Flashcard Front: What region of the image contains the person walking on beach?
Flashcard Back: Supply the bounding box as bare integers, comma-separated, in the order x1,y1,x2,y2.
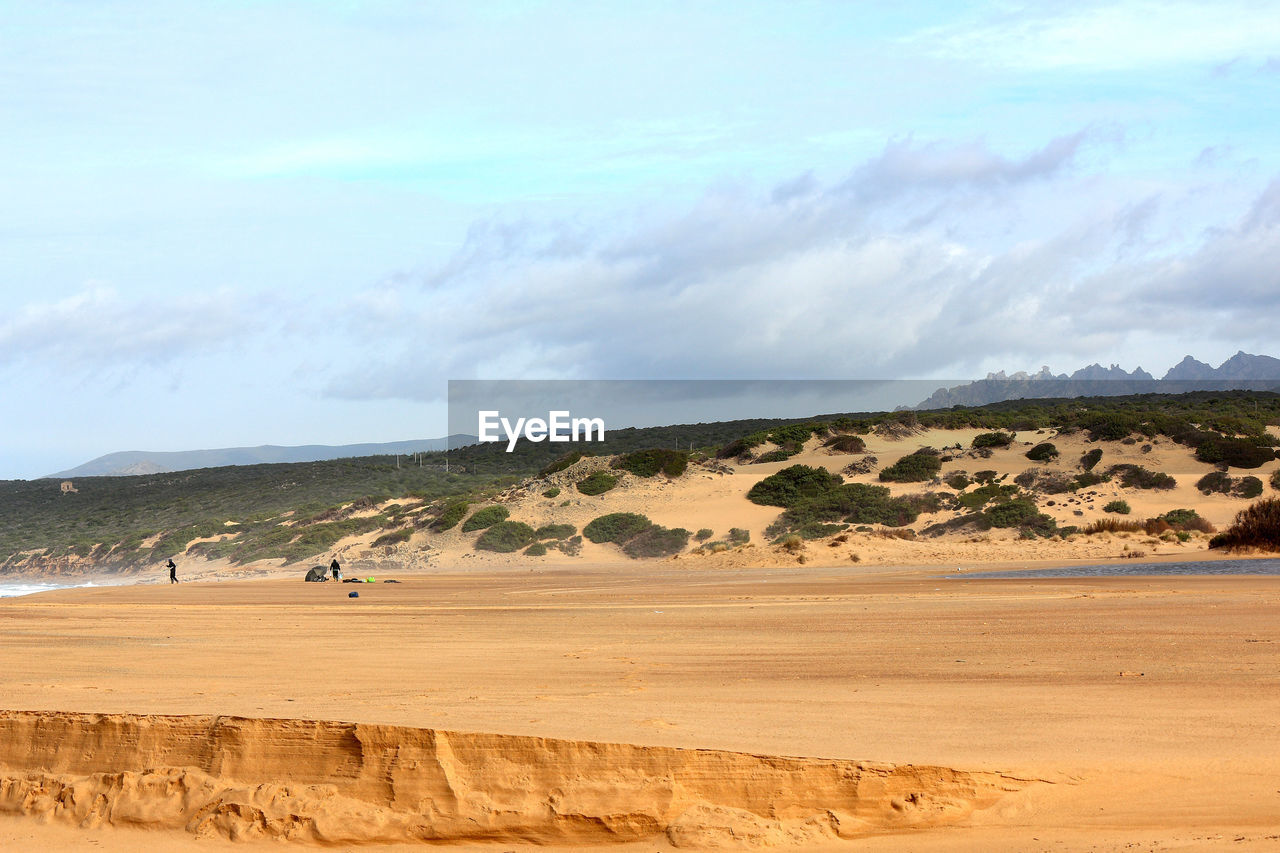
330,557,342,582
166,558,178,584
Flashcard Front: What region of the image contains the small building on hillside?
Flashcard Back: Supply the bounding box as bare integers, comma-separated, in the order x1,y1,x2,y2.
60,481,78,494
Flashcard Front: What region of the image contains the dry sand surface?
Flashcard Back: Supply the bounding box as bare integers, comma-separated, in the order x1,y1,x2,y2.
3,562,1279,851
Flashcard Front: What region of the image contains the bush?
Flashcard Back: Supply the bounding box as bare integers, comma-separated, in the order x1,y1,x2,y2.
622,525,690,558
1237,476,1264,499
956,483,1018,510
1194,436,1275,469
769,481,927,534
474,521,537,553
796,522,847,540
1026,442,1059,462
1108,465,1176,490
1210,498,1280,551
1103,500,1131,514
972,432,1015,449
984,499,1040,528
973,470,998,484
1085,412,1138,441
577,471,619,496
613,448,688,478
1083,518,1144,534
727,527,750,545
1198,471,1265,498
535,523,576,540
1273,470,1280,491
878,450,942,483
824,434,867,454
747,465,843,507
753,442,804,463
583,513,652,544
1156,509,1214,533
944,472,971,490
524,542,548,556
371,528,412,547
556,535,583,557
539,451,591,478
431,500,469,531
461,505,510,532
542,487,561,498
694,528,714,541
1017,470,1073,494
717,435,766,459
1073,472,1109,489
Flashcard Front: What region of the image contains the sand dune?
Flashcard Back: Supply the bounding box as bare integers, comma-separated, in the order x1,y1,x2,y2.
0,710,1026,847
395,426,1277,572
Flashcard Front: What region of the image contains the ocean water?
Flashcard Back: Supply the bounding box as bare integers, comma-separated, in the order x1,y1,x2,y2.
953,557,1280,580
0,581,100,598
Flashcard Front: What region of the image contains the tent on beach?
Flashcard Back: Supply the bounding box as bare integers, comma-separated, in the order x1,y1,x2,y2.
303,565,328,582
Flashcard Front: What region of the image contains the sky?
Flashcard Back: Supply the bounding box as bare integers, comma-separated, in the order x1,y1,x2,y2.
2,0,1279,478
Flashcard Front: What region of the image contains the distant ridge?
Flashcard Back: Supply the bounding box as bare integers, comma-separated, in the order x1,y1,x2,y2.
46,435,477,479
915,351,1280,410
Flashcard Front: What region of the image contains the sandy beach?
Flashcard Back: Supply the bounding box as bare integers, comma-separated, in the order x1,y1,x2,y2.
2,559,1278,850
4,427,1280,849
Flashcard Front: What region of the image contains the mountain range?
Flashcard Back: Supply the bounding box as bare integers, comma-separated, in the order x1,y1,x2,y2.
47,436,476,479
915,351,1280,410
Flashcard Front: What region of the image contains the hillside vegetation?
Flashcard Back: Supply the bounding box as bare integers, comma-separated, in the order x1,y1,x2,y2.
4,389,1279,573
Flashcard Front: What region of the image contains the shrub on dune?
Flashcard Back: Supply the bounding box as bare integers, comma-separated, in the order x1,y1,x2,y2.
1025,442,1059,462
972,432,1015,449
613,448,688,478
535,523,576,540
1194,436,1276,469
621,525,690,558
461,505,509,532
747,465,843,507
431,500,469,531
583,513,653,544
1210,498,1280,551
576,472,618,496
878,449,942,483
824,434,867,454
474,521,537,553
539,451,591,478
1108,464,1176,490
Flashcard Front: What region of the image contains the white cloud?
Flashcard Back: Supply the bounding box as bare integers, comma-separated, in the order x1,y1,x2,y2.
913,1,1280,71
321,132,1280,398
0,284,267,370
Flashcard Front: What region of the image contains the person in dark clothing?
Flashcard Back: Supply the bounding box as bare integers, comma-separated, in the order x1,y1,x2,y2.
166,558,178,584
330,558,342,582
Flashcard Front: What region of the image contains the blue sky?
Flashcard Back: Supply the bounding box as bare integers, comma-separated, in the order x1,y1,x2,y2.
2,0,1279,477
